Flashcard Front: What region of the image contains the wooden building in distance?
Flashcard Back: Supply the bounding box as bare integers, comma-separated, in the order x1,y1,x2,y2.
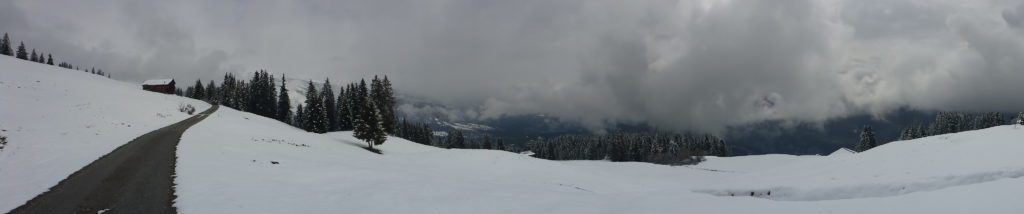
142,79,175,94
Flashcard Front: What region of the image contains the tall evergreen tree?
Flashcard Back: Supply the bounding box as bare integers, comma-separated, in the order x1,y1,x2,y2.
337,86,353,130
277,74,292,123
193,79,205,100
303,80,328,133
247,71,263,115
352,80,368,124
46,54,53,65
245,70,277,118
29,49,38,62
856,126,877,152
295,104,305,129
353,93,387,150
15,41,26,59
349,83,361,128
322,78,338,131
0,33,11,56
238,81,250,111
205,80,216,101
220,73,240,109
14,41,26,59
380,76,396,133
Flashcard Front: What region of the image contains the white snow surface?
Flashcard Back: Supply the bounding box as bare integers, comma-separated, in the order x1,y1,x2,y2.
177,105,1024,213
0,56,210,212
4,55,1024,213
828,147,856,156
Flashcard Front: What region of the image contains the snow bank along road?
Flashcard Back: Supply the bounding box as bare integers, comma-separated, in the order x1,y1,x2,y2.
7,105,219,214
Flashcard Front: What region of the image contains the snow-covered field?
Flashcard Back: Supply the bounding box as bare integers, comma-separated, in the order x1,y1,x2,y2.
4,55,1024,213
0,57,210,212
177,105,1024,213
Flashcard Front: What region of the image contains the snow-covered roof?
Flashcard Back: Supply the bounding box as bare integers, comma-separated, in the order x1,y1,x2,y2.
142,79,174,85
829,147,857,156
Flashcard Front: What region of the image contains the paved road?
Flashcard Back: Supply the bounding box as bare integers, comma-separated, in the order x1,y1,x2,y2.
8,105,218,214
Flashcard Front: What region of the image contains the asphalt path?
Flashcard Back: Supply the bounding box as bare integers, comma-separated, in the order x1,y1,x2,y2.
8,105,218,214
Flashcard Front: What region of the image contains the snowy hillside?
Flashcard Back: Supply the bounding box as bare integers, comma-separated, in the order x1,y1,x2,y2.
3,54,1023,213
0,56,211,212
177,103,1024,213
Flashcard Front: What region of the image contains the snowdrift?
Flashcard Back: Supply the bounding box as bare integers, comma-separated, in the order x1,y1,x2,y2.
0,56,210,212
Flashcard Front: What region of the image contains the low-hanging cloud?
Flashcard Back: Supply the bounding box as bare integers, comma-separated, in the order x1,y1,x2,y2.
4,0,1024,133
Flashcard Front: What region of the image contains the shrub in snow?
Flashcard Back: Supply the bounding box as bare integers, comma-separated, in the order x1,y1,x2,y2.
179,104,196,115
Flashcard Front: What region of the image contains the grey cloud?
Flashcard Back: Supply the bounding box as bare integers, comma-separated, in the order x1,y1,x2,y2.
1004,3,1024,29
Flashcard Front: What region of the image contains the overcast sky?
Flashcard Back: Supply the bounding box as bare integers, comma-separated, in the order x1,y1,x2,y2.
3,0,1024,133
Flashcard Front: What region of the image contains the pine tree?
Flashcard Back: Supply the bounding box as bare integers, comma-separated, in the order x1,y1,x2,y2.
322,78,338,131
353,93,386,149
220,73,239,109
856,126,877,152
0,33,11,56
337,86,353,130
206,80,217,102
46,54,53,65
380,76,396,133
247,71,264,116
15,42,26,60
295,104,305,129
358,80,368,117
237,81,250,111
303,80,328,133
193,79,205,100
277,74,292,123
30,49,38,62
267,72,278,118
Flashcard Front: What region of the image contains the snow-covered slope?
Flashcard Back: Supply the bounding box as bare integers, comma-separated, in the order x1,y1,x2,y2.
177,103,1024,213
696,126,1024,201
0,56,210,212
4,54,1024,213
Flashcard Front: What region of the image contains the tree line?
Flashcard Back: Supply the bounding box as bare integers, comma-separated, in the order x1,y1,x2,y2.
856,111,1024,152
898,111,1019,141
383,123,729,166
432,130,511,151
1,32,111,78
524,132,729,165
179,71,433,150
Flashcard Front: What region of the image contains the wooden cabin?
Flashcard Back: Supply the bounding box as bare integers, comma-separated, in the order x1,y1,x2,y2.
142,79,176,94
